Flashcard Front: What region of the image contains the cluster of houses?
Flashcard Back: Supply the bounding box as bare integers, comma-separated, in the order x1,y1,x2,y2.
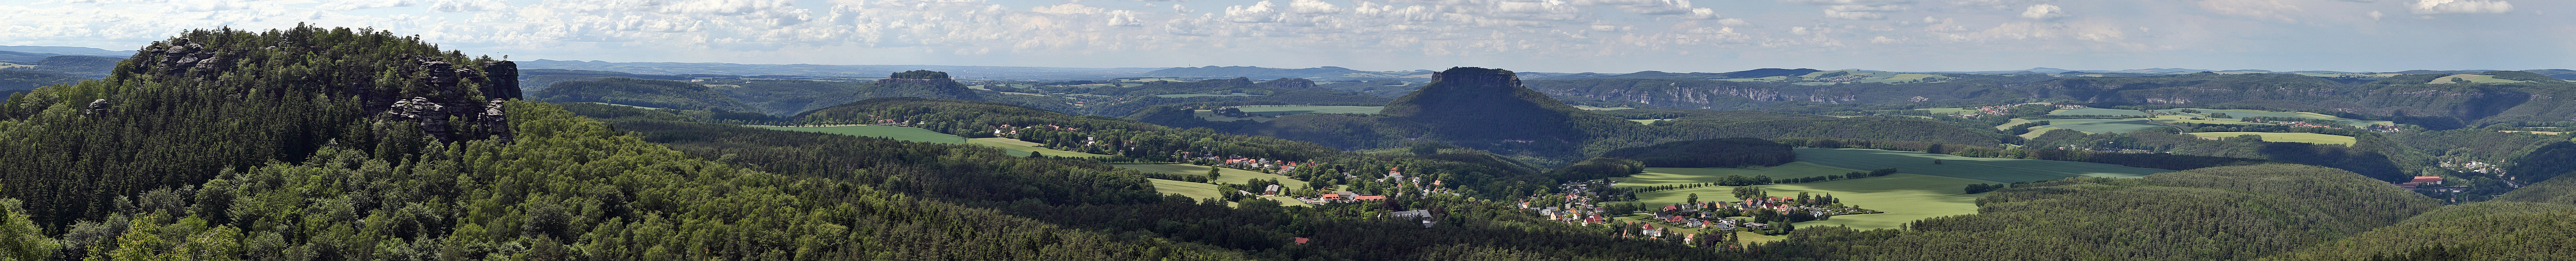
1313,191,1388,203
1178,153,1309,173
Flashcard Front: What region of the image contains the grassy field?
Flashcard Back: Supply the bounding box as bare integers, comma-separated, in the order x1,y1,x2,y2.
1917,108,1978,115
1230,105,1383,115
756,125,965,144
966,138,1112,158
2049,108,2151,116
2037,118,2167,134
2186,132,2358,145
1153,93,1265,98
1791,148,2169,182
1572,105,1635,111
1632,173,1998,230
1193,110,1273,123
1611,162,1865,187
2149,109,2392,126
1145,179,1310,207
1627,119,1668,125
1115,163,1311,189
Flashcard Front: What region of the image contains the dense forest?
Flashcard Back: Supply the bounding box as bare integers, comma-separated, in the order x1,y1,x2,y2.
9,25,2576,261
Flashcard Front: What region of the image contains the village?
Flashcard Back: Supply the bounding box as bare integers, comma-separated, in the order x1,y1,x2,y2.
1510,180,1883,242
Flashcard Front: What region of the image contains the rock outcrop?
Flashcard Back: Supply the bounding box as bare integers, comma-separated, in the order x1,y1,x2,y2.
865,70,983,101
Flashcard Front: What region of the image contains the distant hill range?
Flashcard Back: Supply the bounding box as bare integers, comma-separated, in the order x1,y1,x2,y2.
516,59,1157,80
1144,66,1435,80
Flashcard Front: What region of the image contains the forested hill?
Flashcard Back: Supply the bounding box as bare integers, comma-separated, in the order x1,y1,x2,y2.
1748,164,2440,260
1,26,521,227
0,26,1265,260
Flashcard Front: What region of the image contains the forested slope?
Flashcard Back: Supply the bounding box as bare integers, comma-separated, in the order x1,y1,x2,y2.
1747,164,2439,260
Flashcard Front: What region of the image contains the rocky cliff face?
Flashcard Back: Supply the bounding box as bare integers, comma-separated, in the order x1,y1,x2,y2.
1381,67,1585,141
866,70,983,101
130,39,521,143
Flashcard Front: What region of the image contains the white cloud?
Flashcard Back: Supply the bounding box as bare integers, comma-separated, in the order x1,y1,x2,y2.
2411,0,2511,14
430,0,507,13
1289,0,1343,14
1821,4,1906,20
2018,4,2065,20
1223,1,1281,22
320,0,417,10
1033,3,1104,14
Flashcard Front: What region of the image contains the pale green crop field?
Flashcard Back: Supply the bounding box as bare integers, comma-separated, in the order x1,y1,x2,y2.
2048,108,2152,116
1610,162,1866,187
1115,163,1311,189
2037,118,2166,134
2186,132,2358,145
967,138,1113,158
1633,173,1997,230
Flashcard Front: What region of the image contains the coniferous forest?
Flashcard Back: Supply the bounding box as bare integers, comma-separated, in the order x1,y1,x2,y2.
7,25,2576,261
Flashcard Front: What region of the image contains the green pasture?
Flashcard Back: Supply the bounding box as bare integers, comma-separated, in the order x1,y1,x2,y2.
1573,105,1635,111
2186,132,2358,145
1230,105,1384,115
756,125,965,144
1627,119,1669,125
1918,108,1979,115
967,138,1113,158
1632,173,1998,230
1145,179,1310,207
2149,109,2392,126
1193,110,1273,123
2037,118,2167,134
2048,108,2151,116
1115,163,1311,189
1791,148,2169,182
1611,162,1864,187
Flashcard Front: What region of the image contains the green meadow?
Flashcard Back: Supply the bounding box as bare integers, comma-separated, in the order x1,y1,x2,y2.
1612,162,1864,187
1115,163,1312,189
2186,132,2358,145
1632,173,1998,230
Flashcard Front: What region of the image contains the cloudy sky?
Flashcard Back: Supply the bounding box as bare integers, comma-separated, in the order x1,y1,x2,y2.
2,0,2566,73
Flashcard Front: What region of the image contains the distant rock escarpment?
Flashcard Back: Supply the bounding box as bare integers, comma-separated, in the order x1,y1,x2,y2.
116,28,523,143
866,70,983,101
1382,67,1591,142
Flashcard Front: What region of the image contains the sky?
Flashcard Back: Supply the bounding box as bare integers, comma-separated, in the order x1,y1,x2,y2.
1,0,2568,73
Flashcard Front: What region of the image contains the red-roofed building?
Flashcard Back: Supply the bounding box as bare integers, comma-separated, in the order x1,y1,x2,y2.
1320,194,1344,201
2411,176,2444,184
1355,195,1387,201
1293,238,1310,244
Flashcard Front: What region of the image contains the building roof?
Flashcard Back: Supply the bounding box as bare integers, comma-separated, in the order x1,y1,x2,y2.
2412,176,2444,183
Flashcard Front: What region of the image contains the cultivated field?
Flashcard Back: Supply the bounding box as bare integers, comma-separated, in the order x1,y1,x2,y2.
2036,118,2166,134
756,125,965,144
2149,109,2392,126
1230,105,1384,115
1612,162,1865,187
2430,74,2532,84
2049,108,2151,116
1147,179,1310,207
967,137,1113,158
1791,148,2169,182
1634,173,1998,230
2187,132,2359,145
1918,108,1979,115
1116,163,1312,189
1627,119,1668,125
